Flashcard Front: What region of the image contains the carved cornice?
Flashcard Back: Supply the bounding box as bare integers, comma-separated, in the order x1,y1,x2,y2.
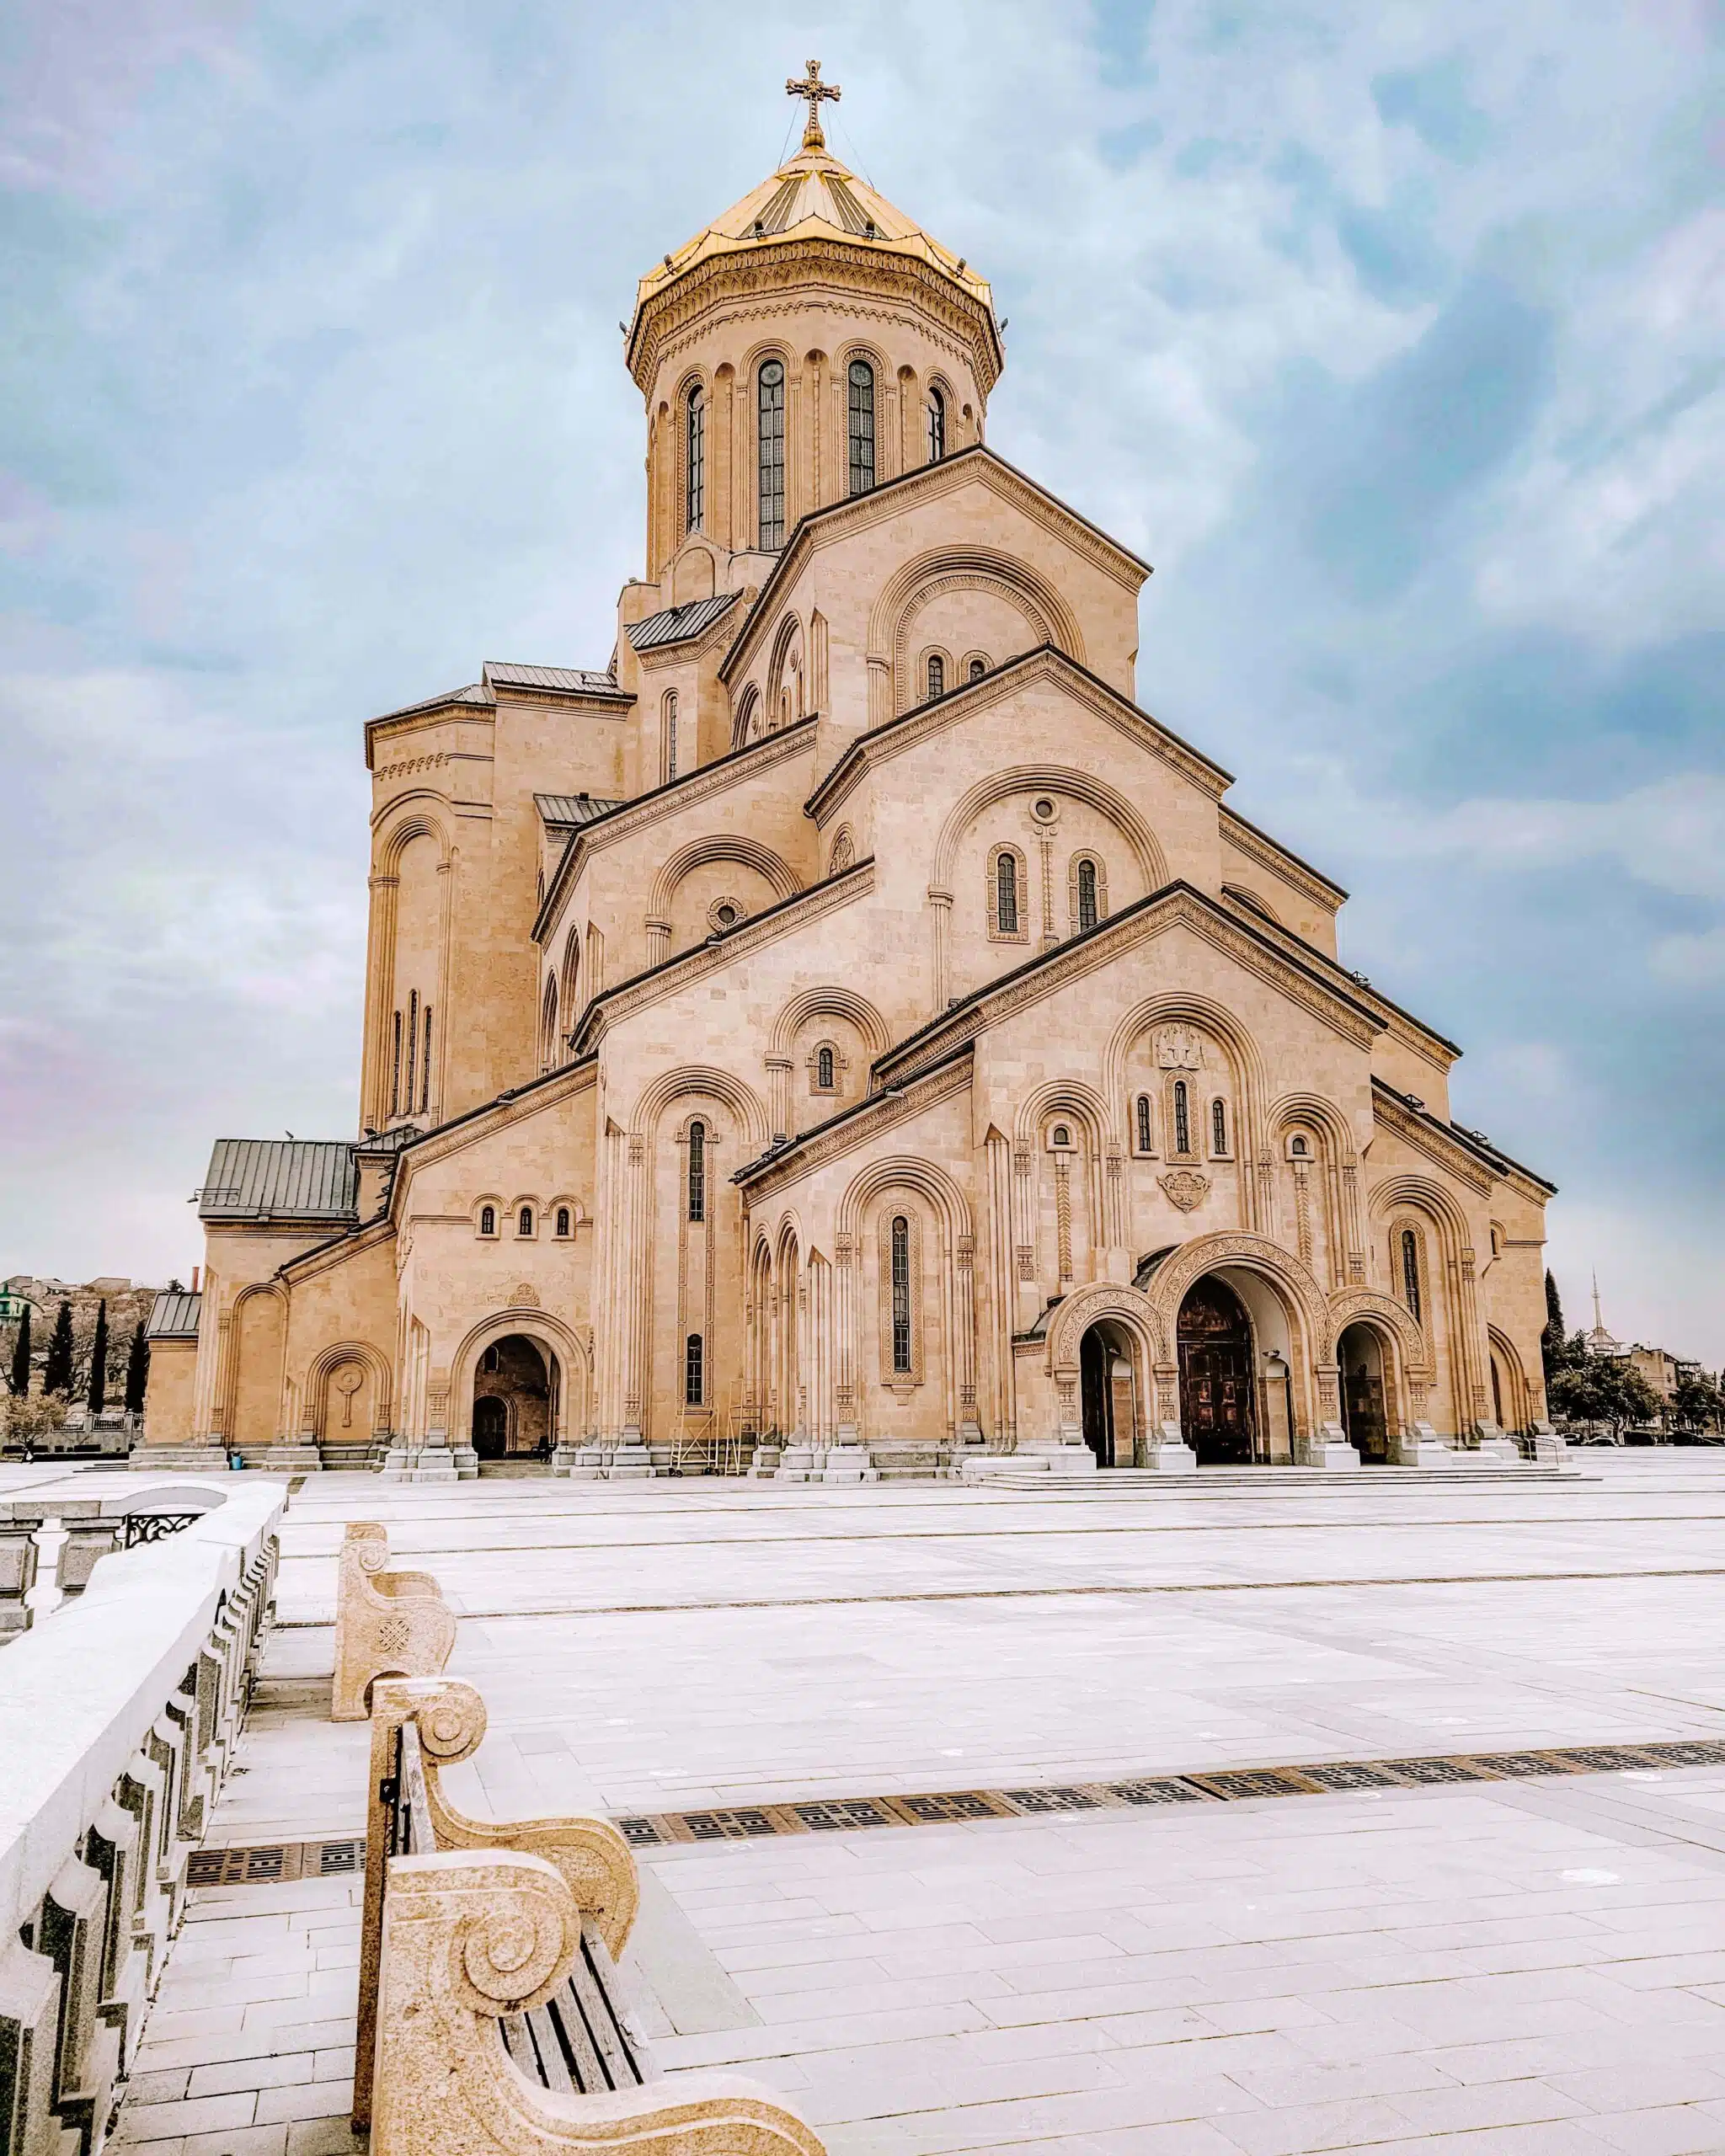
879,882,1382,1090
629,241,1002,394
805,644,1229,828
532,717,819,945
653,287,977,386
1219,807,1348,907
574,860,875,1051
1370,1084,1494,1197
275,1214,397,1287
1214,888,1461,1074
719,446,1151,688
736,1046,975,1200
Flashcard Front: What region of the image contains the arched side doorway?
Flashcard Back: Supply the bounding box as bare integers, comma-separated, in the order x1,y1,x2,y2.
1079,1321,1136,1469
1178,1277,1255,1465
1337,1321,1392,1465
472,1335,557,1460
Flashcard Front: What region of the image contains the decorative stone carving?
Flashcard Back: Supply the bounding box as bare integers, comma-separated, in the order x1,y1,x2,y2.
371,1850,827,2156
356,1677,643,2131
510,1283,542,1309
1158,1170,1210,1212
1156,1025,1205,1070
332,1523,457,1723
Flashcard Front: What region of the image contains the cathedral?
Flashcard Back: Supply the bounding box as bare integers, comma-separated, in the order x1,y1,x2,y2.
144,71,1558,1481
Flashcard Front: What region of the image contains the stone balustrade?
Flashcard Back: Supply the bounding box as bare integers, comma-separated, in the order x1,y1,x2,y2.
0,1485,228,1644
0,1476,285,2156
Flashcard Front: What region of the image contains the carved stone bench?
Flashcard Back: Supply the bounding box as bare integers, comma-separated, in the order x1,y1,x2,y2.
331,1522,456,1721
357,1677,825,2155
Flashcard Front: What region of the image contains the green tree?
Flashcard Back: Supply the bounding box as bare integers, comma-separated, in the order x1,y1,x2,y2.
42,1300,74,1398
123,1322,150,1415
1549,1350,1663,1440
1673,1371,1725,1433
1541,1272,1572,1382
8,1305,29,1396
1,1388,67,1449
86,1299,109,1415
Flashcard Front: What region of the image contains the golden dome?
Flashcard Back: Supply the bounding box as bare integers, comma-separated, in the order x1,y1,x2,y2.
633,138,995,321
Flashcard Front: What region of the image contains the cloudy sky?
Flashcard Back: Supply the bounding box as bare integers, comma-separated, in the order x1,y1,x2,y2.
1,0,1720,1356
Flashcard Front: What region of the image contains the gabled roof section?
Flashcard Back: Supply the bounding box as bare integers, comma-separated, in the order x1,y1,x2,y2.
718,445,1151,687
875,881,1383,1088
732,1044,975,1191
535,792,624,830
804,643,1231,824
195,1139,357,1223
1372,1079,1557,1198
625,590,740,653
483,660,629,701
145,1289,202,1340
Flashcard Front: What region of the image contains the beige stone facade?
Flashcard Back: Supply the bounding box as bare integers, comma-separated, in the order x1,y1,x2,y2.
147,102,1557,1480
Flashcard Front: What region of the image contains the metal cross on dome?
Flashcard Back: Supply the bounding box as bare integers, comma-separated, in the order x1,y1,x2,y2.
786,59,841,150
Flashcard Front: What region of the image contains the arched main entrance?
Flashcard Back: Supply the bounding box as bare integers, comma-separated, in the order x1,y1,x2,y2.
1079,1321,1135,1468
1337,1321,1391,1464
1178,1276,1255,1465
471,1335,557,1462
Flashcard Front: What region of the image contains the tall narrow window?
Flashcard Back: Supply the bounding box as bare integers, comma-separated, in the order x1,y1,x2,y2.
1076,858,1098,931
757,360,785,548
1173,1079,1191,1156
555,1206,571,1238
1401,1228,1423,1323
479,1205,496,1237
890,1215,912,1374
390,1011,403,1117
518,1204,533,1237
817,1044,835,1090
927,653,945,700
996,851,1019,935
1211,1097,1227,1155
685,384,704,532
420,1003,432,1113
968,655,985,681
847,360,875,494
687,1120,706,1223
664,691,679,782
1135,1094,1153,1153
685,1333,704,1406
405,990,419,1115
927,384,946,463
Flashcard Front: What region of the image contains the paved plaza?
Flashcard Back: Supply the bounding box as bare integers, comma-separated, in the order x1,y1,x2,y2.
113,1454,1725,2153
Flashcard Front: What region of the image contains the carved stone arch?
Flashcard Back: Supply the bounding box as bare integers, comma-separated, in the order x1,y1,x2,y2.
836,1155,974,1245
766,610,804,728
828,824,857,875
1326,1288,1429,1380
559,926,581,1019
1012,1079,1119,1158
768,986,891,1063
1134,1233,1331,1436
730,683,761,750
219,1280,290,1449
868,546,1086,714
377,805,454,872
1487,1324,1533,1432
1268,1091,1357,1161
451,1305,590,1450
934,766,1167,892
1370,1171,1474,1249
648,834,799,921
1222,883,1282,926
303,1338,394,1441
629,1065,772,1152
1044,1281,1162,1377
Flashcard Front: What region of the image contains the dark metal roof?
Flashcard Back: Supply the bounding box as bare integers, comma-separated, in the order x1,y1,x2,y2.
146,1290,202,1339
535,792,625,828
483,661,627,699
195,1139,358,1222
373,681,492,723
625,591,740,652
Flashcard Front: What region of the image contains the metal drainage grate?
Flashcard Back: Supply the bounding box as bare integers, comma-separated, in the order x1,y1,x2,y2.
615,1737,1725,1848
183,1738,1725,1881
185,1838,363,1886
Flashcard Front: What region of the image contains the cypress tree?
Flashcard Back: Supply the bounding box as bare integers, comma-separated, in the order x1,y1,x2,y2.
1541,1271,1567,1381
8,1306,29,1396
43,1301,74,1397
124,1322,150,1415
87,1299,109,1415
